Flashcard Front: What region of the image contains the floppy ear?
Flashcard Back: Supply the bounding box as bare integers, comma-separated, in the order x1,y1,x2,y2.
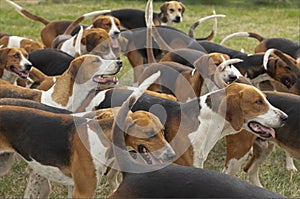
159,2,169,23
0,48,9,69
219,92,244,131
68,58,83,82
160,2,169,13
194,55,217,78
179,2,186,15
85,32,101,52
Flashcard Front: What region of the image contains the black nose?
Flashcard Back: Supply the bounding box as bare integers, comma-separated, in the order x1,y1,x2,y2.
114,31,120,36
280,113,288,121
25,64,32,71
175,16,181,21
229,75,237,81
117,60,122,67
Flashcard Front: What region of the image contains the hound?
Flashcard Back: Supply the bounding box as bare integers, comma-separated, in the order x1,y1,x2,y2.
0,54,122,112
0,47,32,84
107,81,285,198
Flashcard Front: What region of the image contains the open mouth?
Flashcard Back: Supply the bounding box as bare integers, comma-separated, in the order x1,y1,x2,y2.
10,66,29,79
93,75,118,85
111,37,119,48
248,121,276,139
138,145,160,165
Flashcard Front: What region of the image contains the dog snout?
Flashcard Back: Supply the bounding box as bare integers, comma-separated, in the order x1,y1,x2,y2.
161,146,176,161
175,15,181,22
24,63,33,71
116,60,123,68
229,74,237,81
114,31,120,37
280,112,288,122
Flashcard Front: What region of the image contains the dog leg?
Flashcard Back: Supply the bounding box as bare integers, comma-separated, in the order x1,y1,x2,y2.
67,185,74,198
223,150,251,175
0,152,15,176
105,168,121,191
285,151,298,172
243,139,274,187
24,170,51,198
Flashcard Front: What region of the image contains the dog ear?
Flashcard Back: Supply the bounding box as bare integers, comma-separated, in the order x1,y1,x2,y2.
0,48,9,69
194,55,217,78
68,57,83,82
159,2,169,23
219,92,244,131
179,2,186,15
85,32,101,52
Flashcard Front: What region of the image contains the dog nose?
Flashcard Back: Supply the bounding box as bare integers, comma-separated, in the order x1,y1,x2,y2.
280,112,288,121
175,16,181,21
114,31,120,36
117,60,122,68
25,63,32,71
229,74,237,81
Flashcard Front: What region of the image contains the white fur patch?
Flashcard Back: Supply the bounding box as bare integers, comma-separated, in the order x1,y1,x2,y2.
27,159,73,185
7,36,24,48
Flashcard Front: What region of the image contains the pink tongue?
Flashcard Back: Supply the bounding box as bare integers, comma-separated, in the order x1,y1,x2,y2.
261,126,276,138
251,122,276,138
112,38,119,48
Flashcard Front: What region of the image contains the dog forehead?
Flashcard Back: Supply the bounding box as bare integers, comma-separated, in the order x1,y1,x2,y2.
167,1,183,9
130,111,163,129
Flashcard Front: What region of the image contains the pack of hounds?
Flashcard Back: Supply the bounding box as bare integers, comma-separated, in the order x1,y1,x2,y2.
0,0,299,198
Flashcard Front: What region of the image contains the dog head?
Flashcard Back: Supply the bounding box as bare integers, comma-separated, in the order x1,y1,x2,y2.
125,110,176,164
194,53,242,88
0,47,32,80
212,83,288,138
68,54,122,85
263,49,300,94
92,16,121,39
81,28,117,59
159,1,185,24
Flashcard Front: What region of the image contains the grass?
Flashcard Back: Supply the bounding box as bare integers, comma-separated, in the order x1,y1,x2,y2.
0,0,299,198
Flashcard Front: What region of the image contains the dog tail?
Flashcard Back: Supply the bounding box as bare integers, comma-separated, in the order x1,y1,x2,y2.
145,0,156,64
112,71,161,173
188,11,225,41
5,0,49,25
63,10,111,35
220,32,265,45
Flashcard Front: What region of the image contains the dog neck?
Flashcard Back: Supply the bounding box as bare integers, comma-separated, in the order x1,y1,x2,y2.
1,69,19,85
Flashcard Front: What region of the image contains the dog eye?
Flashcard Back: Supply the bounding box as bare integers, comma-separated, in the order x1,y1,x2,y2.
145,131,157,138
169,8,175,12
178,8,182,12
256,100,263,105
13,54,19,59
92,58,100,63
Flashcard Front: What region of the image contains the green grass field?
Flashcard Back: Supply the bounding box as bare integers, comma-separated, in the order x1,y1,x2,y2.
0,0,299,198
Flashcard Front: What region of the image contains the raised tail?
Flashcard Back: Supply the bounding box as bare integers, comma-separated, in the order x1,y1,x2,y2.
188,11,225,41
63,10,111,35
220,32,265,45
145,0,156,64
5,0,49,25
